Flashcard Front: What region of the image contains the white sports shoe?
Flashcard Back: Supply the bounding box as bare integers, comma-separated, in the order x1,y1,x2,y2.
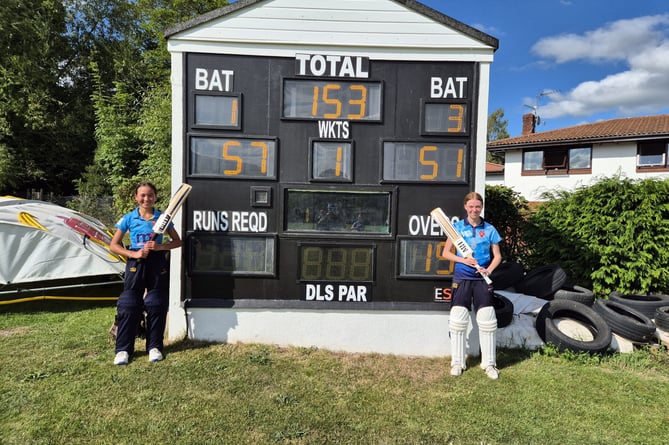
450,364,464,377
484,365,499,380
114,351,129,366
148,348,163,362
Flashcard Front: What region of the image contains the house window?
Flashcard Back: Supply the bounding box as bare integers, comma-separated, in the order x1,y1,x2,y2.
569,147,591,170
522,151,543,171
637,142,668,169
543,149,567,169
522,147,591,174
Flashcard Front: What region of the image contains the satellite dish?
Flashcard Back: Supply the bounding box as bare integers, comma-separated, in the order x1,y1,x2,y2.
536,116,541,126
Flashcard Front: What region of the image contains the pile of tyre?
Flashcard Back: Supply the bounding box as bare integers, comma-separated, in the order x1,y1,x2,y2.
489,261,669,354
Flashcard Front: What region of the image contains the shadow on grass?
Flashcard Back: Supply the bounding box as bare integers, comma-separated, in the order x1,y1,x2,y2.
165,337,221,354
495,347,535,369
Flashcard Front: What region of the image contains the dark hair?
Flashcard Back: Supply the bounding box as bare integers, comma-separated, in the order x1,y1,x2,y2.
134,182,158,196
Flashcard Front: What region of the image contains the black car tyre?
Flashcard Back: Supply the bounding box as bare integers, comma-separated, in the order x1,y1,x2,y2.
490,261,525,291
516,264,567,300
654,306,669,331
492,292,514,328
535,300,611,354
593,299,656,343
553,285,595,306
608,292,669,319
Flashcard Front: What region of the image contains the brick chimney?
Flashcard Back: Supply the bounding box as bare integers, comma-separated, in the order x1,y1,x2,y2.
522,113,536,135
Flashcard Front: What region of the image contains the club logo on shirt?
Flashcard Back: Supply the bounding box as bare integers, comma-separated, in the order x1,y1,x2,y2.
479,230,485,237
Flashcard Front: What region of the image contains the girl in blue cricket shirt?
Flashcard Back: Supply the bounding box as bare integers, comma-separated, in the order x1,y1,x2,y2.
109,182,182,365
441,192,502,379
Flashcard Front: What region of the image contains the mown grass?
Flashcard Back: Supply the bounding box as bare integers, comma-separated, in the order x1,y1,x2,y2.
1,301,668,445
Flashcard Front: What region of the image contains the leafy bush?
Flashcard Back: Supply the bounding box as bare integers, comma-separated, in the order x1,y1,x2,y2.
523,176,669,297
485,185,530,263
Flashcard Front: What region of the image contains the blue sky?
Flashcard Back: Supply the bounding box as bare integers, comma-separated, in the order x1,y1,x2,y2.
421,0,669,136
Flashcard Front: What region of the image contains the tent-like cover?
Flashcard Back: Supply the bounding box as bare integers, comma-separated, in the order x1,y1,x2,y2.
0,196,125,304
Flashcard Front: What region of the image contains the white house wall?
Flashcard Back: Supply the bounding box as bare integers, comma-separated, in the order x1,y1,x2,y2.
502,142,669,201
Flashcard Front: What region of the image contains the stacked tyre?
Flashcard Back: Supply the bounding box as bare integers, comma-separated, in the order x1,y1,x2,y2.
608,292,669,319
535,300,611,354
593,300,656,343
655,306,669,332
492,292,514,328
515,264,567,300
490,261,525,291
553,285,595,306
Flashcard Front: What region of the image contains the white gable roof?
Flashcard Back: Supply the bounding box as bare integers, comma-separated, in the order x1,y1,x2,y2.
166,0,498,61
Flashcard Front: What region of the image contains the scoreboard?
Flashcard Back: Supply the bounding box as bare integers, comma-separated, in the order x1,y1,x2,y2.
182,52,482,308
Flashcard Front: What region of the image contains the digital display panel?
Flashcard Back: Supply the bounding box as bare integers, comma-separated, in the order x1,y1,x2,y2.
299,244,374,282
190,136,277,179
183,53,481,306
282,79,382,121
422,102,468,134
285,189,391,234
194,94,241,129
382,142,467,183
311,141,353,181
190,234,275,276
398,238,454,278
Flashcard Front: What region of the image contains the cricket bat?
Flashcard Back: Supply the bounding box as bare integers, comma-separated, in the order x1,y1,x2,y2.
151,183,192,238
430,207,493,285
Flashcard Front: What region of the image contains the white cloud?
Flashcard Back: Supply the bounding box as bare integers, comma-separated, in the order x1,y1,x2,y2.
532,15,669,63
530,14,669,119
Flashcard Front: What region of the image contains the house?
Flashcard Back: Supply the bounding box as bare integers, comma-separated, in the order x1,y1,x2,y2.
485,161,504,186
487,113,669,201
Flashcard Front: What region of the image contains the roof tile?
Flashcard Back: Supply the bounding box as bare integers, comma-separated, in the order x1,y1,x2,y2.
488,114,669,149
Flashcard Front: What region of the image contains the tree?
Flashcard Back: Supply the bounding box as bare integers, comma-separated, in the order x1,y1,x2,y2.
69,0,230,219
486,108,508,164
487,108,509,142
0,0,93,196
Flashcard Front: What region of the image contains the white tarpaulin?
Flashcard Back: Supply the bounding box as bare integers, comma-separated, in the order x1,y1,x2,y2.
0,196,125,299
495,290,548,350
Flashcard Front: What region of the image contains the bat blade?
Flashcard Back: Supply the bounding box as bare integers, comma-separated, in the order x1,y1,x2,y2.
430,207,493,285
152,183,192,235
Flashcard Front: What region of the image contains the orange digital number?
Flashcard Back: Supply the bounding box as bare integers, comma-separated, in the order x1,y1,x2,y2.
312,83,368,119
448,104,464,132
222,140,242,175
251,141,268,174
222,140,269,175
322,84,342,119
335,146,342,177
419,145,439,180
456,147,464,178
425,241,453,275
348,85,367,119
230,98,238,125
436,241,454,275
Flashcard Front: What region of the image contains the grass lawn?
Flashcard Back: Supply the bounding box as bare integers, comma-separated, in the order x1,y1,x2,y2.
1,301,668,444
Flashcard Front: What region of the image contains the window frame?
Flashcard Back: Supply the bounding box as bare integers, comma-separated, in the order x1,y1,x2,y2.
521,146,592,175
637,141,669,171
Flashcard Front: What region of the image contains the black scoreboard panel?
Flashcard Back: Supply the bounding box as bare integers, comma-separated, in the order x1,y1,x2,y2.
183,53,480,307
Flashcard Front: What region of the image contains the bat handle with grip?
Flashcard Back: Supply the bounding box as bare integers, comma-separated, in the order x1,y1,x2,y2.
475,264,493,285
479,269,493,285
136,233,157,263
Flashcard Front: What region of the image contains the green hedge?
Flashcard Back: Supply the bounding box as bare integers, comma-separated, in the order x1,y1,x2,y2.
523,176,669,297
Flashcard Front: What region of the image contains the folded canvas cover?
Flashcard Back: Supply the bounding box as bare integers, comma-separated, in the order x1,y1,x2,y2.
0,196,125,301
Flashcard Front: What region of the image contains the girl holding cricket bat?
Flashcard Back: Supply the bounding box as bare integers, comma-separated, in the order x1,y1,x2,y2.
441,192,502,379
109,182,182,365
